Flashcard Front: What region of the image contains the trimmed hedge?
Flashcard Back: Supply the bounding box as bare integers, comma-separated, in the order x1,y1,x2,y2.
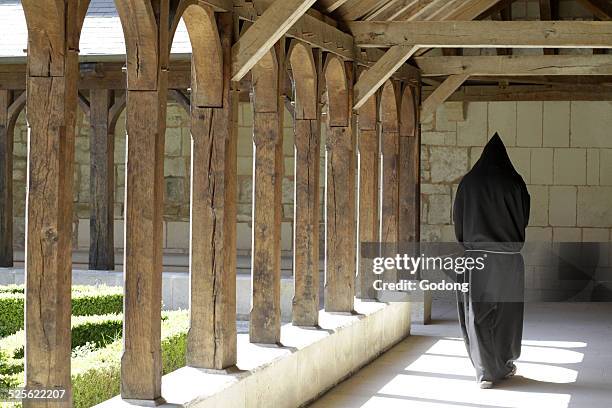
3,311,188,408
0,293,23,338
1,314,124,365
0,285,123,337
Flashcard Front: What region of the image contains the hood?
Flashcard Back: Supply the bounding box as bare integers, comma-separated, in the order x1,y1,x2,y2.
473,133,516,172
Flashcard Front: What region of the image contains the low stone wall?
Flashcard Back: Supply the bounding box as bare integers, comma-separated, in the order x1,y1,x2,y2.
95,300,411,408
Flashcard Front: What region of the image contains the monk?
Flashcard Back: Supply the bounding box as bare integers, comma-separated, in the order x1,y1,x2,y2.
453,133,530,388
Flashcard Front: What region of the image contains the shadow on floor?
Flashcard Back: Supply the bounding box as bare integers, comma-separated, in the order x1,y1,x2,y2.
309,301,612,408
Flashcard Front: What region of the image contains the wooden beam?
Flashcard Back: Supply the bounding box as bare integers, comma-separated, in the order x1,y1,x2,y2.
576,0,612,20
78,91,91,116
379,81,400,288
336,0,393,21
250,41,285,343
168,89,191,113
0,91,12,267
317,0,350,12
446,0,503,20
89,89,115,271
356,69,378,300
231,0,316,81
353,45,419,110
398,86,420,244
289,42,321,326
187,12,237,368
21,1,89,405
416,55,612,76
115,0,170,402
324,58,356,313
434,84,612,101
420,74,469,120
349,20,612,48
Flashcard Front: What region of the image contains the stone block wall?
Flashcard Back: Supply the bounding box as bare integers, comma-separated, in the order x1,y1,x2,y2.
11,101,326,258
421,101,612,244
9,98,612,267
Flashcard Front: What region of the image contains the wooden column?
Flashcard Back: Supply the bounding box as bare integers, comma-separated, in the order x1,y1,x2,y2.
21,1,89,405
356,73,379,300
114,0,171,402
289,42,321,326
0,91,12,267
184,9,237,368
324,57,356,313
380,81,400,286
89,89,115,270
250,43,284,343
398,86,420,243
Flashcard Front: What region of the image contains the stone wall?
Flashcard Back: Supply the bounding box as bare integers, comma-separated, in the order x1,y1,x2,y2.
10,99,612,259
11,102,325,257
421,101,612,244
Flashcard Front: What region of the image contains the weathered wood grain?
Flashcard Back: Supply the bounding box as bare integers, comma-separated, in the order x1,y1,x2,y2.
324,58,356,312
398,86,420,244
89,89,115,270
187,11,237,369
250,43,284,343
116,0,171,402
356,76,378,300
289,42,320,326
0,91,12,267
21,1,88,406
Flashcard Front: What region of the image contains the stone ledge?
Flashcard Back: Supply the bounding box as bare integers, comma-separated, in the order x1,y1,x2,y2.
95,300,411,408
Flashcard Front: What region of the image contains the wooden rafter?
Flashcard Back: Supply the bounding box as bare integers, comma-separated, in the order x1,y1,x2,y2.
351,0,499,109
420,74,469,120
416,55,612,76
349,20,612,48
353,45,419,109
576,0,612,20
430,84,612,101
231,0,317,81
318,0,351,13
336,0,388,21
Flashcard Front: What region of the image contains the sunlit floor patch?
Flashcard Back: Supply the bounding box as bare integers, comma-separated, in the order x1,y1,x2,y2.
309,303,612,408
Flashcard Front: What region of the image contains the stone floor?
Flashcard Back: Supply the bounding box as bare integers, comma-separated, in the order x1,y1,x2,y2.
310,301,612,408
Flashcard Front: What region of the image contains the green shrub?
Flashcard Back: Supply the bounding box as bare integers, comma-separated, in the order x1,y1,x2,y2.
0,285,23,294
0,285,123,337
72,287,123,316
0,293,24,337
0,314,124,376
71,310,189,408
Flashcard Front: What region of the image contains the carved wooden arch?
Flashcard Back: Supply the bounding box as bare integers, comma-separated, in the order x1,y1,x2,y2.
7,91,26,135
288,41,317,120
251,48,279,113
324,54,349,127
356,70,377,132
380,80,399,133
170,3,223,108
400,86,417,137
108,92,127,133
22,0,90,76
113,0,163,90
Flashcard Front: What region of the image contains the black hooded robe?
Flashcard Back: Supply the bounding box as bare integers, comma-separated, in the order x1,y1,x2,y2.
453,133,530,382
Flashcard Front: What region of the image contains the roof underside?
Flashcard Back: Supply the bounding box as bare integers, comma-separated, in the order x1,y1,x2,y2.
0,0,602,61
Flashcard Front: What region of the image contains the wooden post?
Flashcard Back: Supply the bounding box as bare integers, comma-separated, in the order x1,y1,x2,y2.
89,89,115,270
324,56,356,313
0,91,12,267
21,1,89,405
289,42,321,326
114,0,171,402
398,86,420,243
380,81,400,286
356,72,379,300
184,9,237,369
250,42,284,343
